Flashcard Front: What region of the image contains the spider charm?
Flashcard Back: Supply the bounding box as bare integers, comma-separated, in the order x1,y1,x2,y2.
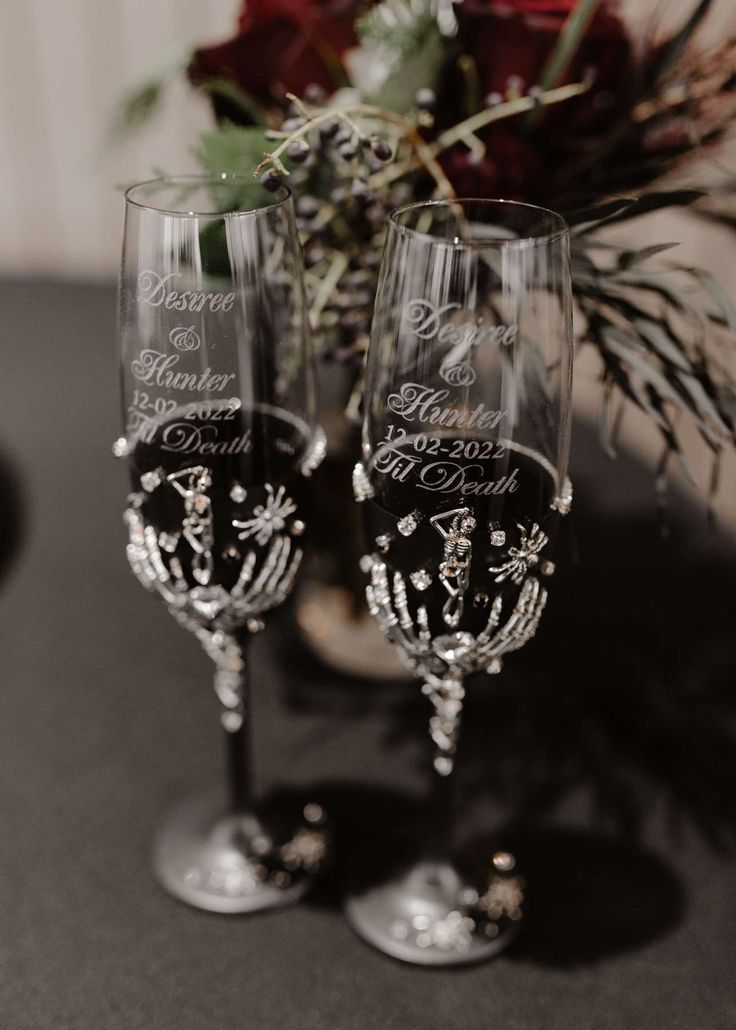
233,484,297,546
430,507,477,628
488,523,549,585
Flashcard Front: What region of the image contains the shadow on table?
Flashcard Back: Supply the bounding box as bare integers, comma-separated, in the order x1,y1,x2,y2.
272,438,736,963
278,451,736,853
268,780,685,967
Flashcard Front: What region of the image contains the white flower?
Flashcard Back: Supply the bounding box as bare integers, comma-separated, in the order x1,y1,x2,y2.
232,484,297,547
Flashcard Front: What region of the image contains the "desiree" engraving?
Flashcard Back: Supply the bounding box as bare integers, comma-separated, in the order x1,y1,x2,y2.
404,299,517,348
137,270,235,313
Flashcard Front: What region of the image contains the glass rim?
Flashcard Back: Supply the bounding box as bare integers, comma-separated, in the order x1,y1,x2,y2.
388,198,569,248
124,174,292,218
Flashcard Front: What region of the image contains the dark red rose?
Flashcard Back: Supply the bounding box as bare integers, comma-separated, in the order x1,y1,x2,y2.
439,1,635,200
441,133,545,200
189,0,364,113
458,1,632,125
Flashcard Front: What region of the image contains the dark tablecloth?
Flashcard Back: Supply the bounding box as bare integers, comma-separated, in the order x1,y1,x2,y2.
0,279,733,1030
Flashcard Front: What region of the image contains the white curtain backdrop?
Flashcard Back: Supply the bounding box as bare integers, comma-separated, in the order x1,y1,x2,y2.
0,0,237,279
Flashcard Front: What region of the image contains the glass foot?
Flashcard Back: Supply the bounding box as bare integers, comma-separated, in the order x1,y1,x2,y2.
153,787,331,914
345,853,524,966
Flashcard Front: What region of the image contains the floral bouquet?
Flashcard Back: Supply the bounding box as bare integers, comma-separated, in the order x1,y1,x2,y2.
123,0,736,497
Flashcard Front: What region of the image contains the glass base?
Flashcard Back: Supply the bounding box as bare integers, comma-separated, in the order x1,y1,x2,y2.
153,787,330,914
345,855,524,966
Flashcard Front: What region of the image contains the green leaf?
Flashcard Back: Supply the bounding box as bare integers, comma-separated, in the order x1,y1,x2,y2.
194,123,272,177
368,31,446,112
537,0,604,92
197,78,269,126
110,80,163,140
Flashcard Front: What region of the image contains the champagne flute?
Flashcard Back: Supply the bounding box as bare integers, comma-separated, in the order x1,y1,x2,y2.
116,175,329,912
347,199,573,964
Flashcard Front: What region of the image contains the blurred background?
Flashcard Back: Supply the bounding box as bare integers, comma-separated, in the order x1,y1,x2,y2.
1,0,734,522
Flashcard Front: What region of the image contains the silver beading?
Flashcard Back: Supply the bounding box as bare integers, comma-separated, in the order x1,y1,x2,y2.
366,562,548,774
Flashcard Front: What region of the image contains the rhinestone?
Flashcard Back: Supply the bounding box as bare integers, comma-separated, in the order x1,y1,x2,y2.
230,483,247,503
435,756,453,776
485,922,499,938
223,545,240,561
459,887,479,906
410,569,432,591
490,529,506,546
140,469,162,492
540,560,556,576
352,462,374,502
413,914,431,931
158,532,178,553
221,711,243,733
247,618,264,634
273,871,291,888
303,803,324,825
112,436,128,458
359,554,375,573
291,519,305,536
493,851,516,872
473,592,489,607
397,511,419,536
486,657,503,675
375,533,392,553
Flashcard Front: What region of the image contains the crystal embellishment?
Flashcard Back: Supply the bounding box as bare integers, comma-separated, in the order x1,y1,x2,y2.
540,560,556,576
359,554,375,573
230,483,247,503
410,569,432,591
397,511,420,537
375,533,392,553
490,529,506,546
352,462,375,502
551,477,573,515
158,532,178,553
140,469,163,493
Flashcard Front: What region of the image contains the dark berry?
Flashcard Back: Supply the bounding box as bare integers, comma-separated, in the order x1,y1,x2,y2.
305,246,326,267
339,142,358,160
371,139,392,162
304,83,326,104
281,117,303,133
260,169,283,193
319,119,339,139
287,141,309,164
296,195,320,219
335,129,352,147
415,87,436,110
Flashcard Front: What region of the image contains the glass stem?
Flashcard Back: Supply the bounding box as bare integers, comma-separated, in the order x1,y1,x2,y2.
220,628,254,814
424,673,465,863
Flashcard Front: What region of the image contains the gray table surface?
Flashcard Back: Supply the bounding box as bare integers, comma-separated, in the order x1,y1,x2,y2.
0,278,734,1030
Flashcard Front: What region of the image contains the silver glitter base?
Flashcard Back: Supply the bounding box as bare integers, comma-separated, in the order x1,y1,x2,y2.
153,787,330,914
345,856,524,966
